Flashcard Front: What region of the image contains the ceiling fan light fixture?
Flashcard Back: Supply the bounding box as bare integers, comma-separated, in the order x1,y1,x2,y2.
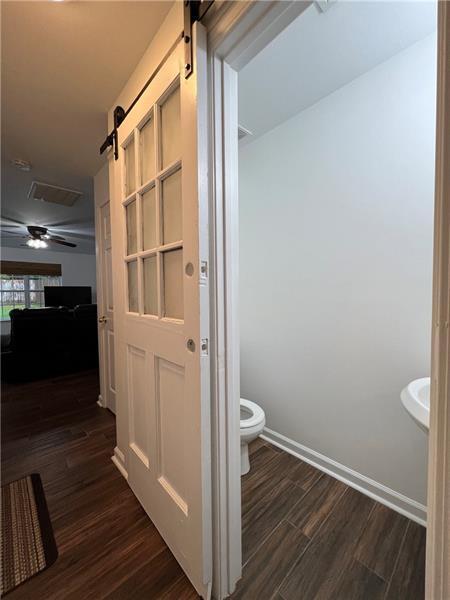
27,238,47,249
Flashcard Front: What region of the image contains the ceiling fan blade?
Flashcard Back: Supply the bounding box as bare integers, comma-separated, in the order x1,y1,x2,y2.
46,217,93,228
0,216,26,227
0,230,24,236
1,221,23,229
47,234,67,242
48,239,77,248
49,227,94,240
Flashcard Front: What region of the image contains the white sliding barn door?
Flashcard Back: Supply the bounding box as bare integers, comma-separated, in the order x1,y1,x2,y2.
111,23,211,597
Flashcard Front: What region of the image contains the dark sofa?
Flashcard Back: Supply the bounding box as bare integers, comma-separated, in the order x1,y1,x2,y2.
1,304,98,382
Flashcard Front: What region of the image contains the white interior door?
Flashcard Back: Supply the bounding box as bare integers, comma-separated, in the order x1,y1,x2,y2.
94,166,116,414
111,24,211,597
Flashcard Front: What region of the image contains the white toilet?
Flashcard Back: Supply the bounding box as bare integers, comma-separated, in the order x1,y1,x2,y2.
240,398,266,475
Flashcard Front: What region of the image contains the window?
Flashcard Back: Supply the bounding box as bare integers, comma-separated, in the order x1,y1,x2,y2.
0,274,62,320
0,267,62,321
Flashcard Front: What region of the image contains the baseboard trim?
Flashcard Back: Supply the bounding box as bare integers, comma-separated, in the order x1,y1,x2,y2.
261,427,427,526
97,394,104,408
111,446,128,480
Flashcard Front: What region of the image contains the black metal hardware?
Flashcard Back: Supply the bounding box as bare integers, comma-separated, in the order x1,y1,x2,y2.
99,106,125,160
184,1,193,78
184,0,214,78
99,0,214,159
113,107,126,160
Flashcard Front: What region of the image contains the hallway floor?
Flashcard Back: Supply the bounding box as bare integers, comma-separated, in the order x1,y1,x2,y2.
1,370,198,599
232,437,426,599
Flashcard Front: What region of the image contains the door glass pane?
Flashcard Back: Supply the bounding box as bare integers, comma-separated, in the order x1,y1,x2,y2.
142,187,157,250
127,261,138,313
125,136,136,195
163,249,183,319
160,85,181,169
126,200,137,255
162,169,182,244
143,256,158,315
140,116,155,185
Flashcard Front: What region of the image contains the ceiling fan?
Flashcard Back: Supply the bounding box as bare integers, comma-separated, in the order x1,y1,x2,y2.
24,226,77,249
1,221,77,249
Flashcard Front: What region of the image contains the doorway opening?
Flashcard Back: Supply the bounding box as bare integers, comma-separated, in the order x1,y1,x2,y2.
233,1,437,597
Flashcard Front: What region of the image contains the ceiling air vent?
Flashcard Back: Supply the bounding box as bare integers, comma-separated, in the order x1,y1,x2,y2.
238,125,253,141
28,181,82,207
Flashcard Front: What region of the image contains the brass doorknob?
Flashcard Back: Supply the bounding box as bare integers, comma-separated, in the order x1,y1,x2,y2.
98,316,107,324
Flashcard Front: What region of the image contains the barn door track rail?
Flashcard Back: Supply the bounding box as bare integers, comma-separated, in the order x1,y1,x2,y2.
99,0,214,160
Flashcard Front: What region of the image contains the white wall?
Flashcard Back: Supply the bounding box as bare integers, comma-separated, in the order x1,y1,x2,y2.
239,34,436,506
1,246,97,335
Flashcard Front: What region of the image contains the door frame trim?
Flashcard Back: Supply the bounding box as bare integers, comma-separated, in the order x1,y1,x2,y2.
426,2,450,598
205,1,450,598
204,2,313,597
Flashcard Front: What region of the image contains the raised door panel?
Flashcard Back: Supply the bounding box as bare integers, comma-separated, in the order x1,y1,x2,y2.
156,357,188,515
127,345,153,468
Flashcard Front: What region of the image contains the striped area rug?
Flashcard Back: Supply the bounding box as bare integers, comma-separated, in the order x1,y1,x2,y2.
1,474,58,595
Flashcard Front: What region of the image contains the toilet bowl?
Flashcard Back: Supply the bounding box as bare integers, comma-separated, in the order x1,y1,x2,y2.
240,398,266,475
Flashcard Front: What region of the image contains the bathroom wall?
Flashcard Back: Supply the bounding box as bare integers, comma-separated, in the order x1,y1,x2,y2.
239,34,436,507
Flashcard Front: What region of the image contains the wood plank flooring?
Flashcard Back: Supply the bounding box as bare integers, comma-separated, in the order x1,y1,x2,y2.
232,437,426,600
2,371,426,599
1,370,198,599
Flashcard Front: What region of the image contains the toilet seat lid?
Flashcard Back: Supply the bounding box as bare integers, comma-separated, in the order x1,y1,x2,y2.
240,398,265,428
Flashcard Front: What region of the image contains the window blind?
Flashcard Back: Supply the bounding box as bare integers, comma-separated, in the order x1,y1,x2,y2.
0,261,62,277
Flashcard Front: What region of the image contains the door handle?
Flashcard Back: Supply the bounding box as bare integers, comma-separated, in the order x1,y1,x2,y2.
98,316,107,324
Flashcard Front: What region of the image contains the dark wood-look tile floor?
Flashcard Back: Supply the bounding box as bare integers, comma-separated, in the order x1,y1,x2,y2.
231,437,426,600
1,370,199,599
2,372,426,600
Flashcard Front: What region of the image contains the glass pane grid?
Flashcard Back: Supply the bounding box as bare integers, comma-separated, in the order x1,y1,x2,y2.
133,159,181,196
123,80,183,322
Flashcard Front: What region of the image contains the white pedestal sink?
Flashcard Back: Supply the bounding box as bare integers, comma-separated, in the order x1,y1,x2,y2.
401,377,430,432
